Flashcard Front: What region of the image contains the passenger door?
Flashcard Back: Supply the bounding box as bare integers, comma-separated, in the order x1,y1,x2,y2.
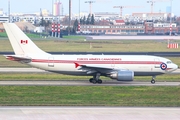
48,57,54,67
154,58,160,69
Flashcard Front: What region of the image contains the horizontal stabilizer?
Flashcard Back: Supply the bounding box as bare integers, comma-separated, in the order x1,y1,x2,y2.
4,55,32,63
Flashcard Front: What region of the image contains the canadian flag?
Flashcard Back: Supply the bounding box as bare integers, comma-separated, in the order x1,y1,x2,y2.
21,40,28,44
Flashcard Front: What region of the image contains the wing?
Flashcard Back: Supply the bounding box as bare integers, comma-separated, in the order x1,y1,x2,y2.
74,62,124,75
4,55,32,63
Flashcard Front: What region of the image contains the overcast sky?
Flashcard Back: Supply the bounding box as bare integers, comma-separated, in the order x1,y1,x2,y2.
0,0,179,16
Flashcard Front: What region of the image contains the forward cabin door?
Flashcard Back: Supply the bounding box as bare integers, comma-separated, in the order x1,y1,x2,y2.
154,58,160,69
48,57,54,67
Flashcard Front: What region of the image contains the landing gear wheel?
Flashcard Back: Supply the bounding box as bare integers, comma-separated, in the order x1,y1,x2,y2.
90,73,102,84
97,79,102,84
151,76,156,84
92,79,97,84
151,79,155,84
89,78,93,83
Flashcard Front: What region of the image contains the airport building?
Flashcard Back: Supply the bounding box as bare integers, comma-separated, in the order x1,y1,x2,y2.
0,15,9,23
144,20,178,34
94,12,119,20
10,15,61,24
79,24,144,35
131,13,168,21
78,21,178,35
0,6,179,35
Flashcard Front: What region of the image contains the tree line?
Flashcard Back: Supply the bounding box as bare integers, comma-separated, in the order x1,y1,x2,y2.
80,14,95,25
72,14,95,33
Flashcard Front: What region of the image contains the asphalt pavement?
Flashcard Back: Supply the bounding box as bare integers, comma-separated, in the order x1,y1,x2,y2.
0,107,179,120
0,81,179,86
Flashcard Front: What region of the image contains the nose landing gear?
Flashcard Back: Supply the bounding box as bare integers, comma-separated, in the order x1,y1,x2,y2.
151,76,156,84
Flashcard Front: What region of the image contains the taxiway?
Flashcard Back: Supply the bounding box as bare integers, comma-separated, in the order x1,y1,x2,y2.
0,80,179,86
0,107,179,120
89,35,180,40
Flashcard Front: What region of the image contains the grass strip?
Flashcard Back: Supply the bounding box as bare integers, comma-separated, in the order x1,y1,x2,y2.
0,32,47,38
0,86,179,106
1,39,180,52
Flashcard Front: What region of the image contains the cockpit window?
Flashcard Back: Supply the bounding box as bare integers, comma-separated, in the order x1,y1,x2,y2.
167,61,172,64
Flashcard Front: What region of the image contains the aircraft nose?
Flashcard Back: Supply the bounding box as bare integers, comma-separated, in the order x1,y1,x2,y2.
174,64,178,70
169,63,179,72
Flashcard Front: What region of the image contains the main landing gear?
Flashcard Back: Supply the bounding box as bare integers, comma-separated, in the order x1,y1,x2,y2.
89,73,102,84
151,76,156,84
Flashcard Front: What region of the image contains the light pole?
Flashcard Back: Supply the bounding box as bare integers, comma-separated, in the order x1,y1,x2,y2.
52,0,53,15
79,0,80,20
78,0,81,32
170,0,172,36
68,0,71,35
8,0,10,23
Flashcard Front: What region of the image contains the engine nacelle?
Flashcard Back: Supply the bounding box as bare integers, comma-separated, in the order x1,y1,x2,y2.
109,71,134,81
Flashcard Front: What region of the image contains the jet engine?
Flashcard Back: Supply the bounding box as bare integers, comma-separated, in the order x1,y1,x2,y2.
109,70,134,81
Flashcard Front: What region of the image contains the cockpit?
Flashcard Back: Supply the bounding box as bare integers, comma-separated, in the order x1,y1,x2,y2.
166,61,172,64
163,59,178,73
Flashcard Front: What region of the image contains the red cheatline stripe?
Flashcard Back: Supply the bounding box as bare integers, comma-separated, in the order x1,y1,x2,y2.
32,59,163,65
166,68,173,70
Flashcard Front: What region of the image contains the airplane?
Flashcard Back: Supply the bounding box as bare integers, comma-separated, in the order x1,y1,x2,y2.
3,23,178,84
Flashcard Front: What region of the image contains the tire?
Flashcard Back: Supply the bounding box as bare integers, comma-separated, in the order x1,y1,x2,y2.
97,79,102,84
151,79,155,84
89,78,93,83
92,79,97,84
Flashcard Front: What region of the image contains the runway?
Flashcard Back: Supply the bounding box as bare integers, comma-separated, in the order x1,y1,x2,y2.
89,35,180,40
0,107,179,120
0,80,179,86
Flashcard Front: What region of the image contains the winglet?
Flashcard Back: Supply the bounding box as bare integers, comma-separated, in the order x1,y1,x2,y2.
74,62,81,68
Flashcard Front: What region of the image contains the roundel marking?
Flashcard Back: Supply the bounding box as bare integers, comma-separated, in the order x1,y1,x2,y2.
160,63,167,70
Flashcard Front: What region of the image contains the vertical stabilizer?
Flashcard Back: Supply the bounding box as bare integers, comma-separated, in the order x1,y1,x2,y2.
3,23,49,55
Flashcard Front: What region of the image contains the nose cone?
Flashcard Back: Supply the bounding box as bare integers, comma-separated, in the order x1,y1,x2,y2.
175,64,178,70
175,63,178,68
166,63,178,73
171,63,178,71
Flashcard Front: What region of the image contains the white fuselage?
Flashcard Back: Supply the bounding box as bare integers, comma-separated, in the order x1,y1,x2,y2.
3,23,178,82
27,54,178,76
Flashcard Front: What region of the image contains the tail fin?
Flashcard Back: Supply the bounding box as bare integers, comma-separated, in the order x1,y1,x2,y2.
3,23,49,55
